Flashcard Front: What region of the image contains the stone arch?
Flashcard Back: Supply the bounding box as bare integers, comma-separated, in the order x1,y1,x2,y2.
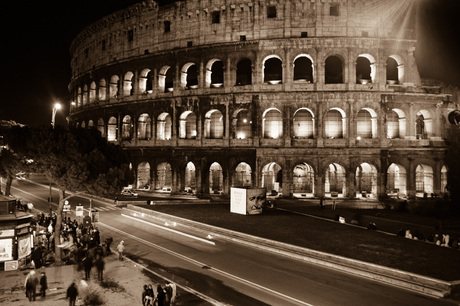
233,162,252,188
293,108,315,138
88,120,94,128
416,109,433,139
293,163,315,197
387,163,407,197
181,62,198,89
387,108,407,139
356,108,378,139
234,109,252,139
324,108,346,139
82,84,88,105
77,87,82,107
325,163,346,197
386,55,404,84
262,162,283,194
356,54,376,84
236,58,252,86
204,109,224,139
109,75,120,98
156,162,172,191
137,162,151,189
206,59,224,88
139,68,152,93
123,71,134,96
293,54,314,83
325,55,344,84
355,162,378,198
137,113,151,140
263,108,283,139
122,115,132,140
98,79,107,101
97,118,105,138
107,116,117,141
81,121,86,129
209,162,223,194
441,165,448,194
184,162,196,193
157,112,172,140
415,164,434,197
159,66,174,92
263,55,283,84
179,111,197,139
89,81,96,103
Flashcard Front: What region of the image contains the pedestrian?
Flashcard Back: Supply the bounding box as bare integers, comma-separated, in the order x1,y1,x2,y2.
105,237,113,255
117,240,125,260
94,254,105,282
319,197,324,208
166,282,177,305
66,282,79,306
156,284,166,306
142,285,149,306
39,271,48,297
83,253,93,280
25,269,39,301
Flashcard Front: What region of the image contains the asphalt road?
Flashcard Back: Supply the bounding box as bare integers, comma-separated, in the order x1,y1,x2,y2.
8,180,458,306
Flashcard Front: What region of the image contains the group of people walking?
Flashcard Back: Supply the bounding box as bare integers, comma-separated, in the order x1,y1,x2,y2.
24,270,47,302
142,282,176,306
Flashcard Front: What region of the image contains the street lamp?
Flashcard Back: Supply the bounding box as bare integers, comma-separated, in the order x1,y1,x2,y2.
49,102,61,206
51,102,62,129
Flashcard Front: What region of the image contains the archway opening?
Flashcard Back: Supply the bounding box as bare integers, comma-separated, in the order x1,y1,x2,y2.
209,162,223,194
262,162,283,195
355,163,377,198
387,163,407,197
233,162,252,187
325,163,346,197
293,163,315,198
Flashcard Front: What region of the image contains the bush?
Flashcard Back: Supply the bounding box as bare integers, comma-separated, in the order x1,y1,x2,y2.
83,289,104,305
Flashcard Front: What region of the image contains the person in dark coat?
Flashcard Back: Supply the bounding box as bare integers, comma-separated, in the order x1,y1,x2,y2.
31,246,43,269
94,254,105,282
83,254,93,280
156,285,166,306
66,282,78,306
39,271,48,297
25,270,39,301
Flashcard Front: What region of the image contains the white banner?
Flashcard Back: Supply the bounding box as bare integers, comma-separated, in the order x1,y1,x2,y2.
17,235,32,259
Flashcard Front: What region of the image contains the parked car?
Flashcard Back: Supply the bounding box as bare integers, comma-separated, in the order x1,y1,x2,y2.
121,189,139,197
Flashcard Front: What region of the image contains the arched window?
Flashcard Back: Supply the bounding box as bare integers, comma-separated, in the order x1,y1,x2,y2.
262,162,282,193
356,55,376,84
157,113,172,140
236,59,252,86
209,162,223,194
324,109,345,138
387,108,406,139
263,109,283,139
159,66,174,93
181,63,198,89
137,113,151,140
206,59,224,88
415,164,434,196
97,118,105,138
293,55,314,83
441,166,448,194
293,163,315,196
386,56,404,85
156,163,172,191
123,71,134,96
355,163,378,198
122,115,132,140
89,82,96,103
325,56,343,84
235,109,252,139
99,79,107,101
263,56,283,84
137,162,151,189
185,162,196,193
107,116,117,141
233,162,252,187
179,111,197,139
325,163,346,196
293,108,314,138
77,87,82,106
139,69,152,94
387,163,407,196
204,110,224,139
356,109,376,139
88,120,94,128
416,110,432,139
82,85,88,105
109,75,120,98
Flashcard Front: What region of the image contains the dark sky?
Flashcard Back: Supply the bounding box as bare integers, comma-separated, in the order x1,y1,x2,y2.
0,0,459,127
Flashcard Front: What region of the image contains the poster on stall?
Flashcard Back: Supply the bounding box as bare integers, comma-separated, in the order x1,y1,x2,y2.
0,238,13,261
17,235,32,259
230,187,247,215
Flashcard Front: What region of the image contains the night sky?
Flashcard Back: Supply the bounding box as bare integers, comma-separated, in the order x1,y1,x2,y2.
0,0,459,127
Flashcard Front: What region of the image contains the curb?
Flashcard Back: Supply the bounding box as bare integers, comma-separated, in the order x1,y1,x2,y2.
125,204,459,299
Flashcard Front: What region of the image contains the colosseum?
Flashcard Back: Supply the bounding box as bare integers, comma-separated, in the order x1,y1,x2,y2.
68,0,458,201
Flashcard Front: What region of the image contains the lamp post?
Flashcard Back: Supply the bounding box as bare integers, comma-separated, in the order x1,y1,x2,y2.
49,102,61,207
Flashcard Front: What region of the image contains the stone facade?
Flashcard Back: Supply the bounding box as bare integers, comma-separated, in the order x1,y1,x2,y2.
68,0,458,200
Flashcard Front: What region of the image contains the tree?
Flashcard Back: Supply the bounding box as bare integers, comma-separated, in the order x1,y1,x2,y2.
9,125,134,263
445,125,460,211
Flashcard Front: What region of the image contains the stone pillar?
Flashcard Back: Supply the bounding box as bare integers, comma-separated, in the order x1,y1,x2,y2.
407,158,416,198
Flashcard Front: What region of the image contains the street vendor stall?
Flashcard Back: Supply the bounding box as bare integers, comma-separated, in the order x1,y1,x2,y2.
0,195,34,271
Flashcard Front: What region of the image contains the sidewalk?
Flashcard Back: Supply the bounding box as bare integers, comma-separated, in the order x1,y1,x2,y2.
0,253,152,306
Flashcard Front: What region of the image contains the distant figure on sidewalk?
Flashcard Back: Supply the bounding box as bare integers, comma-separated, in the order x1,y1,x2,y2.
156,285,166,306
94,254,105,282
117,240,125,260
166,282,177,305
105,237,113,255
25,269,39,301
66,282,79,306
39,271,48,297
83,254,93,280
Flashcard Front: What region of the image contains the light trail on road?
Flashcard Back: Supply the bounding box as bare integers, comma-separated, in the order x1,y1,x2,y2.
99,219,314,306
